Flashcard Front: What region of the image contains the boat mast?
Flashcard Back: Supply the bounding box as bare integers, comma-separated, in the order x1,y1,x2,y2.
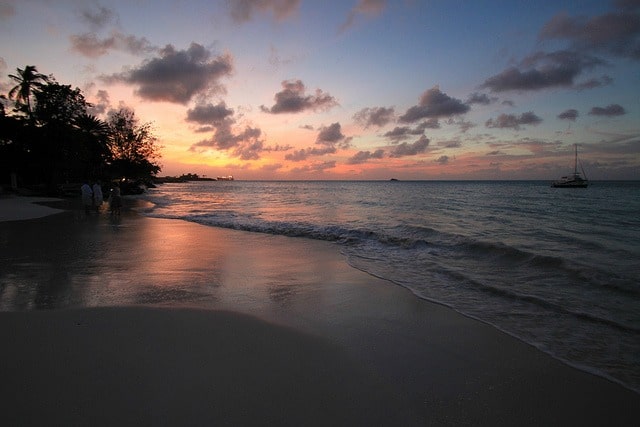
574,144,578,175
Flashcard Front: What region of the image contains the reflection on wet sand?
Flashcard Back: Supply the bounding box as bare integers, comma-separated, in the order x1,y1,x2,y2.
1,207,353,315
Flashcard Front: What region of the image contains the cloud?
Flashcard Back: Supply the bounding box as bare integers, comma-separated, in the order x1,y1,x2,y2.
230,0,300,23
485,112,543,130
87,89,111,116
539,7,640,60
574,74,613,91
445,117,475,133
316,122,345,145
79,5,116,30
0,58,9,93
389,135,430,157
194,121,260,150
353,106,395,128
480,50,604,92
186,102,234,125
340,0,386,32
291,161,336,174
434,155,450,165
190,120,266,160
190,121,291,160
284,146,337,161
187,100,268,160
347,149,385,164
261,80,338,114
589,104,626,116
383,125,424,142
71,5,152,58
466,92,496,105
70,31,156,58
261,163,283,172
283,149,308,161
284,122,348,161
437,139,462,148
234,138,265,160
417,118,441,130
263,143,293,152
102,43,233,104
71,33,113,57
557,109,579,121
399,86,470,123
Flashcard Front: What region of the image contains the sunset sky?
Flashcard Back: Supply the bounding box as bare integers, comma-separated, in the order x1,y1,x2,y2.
1,0,639,180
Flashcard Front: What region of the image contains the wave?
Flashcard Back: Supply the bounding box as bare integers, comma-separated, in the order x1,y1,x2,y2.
142,208,639,299
138,183,640,394
346,244,640,334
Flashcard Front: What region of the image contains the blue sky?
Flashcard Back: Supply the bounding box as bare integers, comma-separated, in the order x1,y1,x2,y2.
1,0,639,179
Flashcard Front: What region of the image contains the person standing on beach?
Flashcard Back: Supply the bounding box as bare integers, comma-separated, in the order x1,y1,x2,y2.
109,185,122,217
92,182,103,212
81,182,93,214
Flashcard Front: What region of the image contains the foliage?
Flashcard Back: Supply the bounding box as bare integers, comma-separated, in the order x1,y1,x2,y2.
107,108,161,180
8,65,49,120
1,65,162,193
33,81,87,127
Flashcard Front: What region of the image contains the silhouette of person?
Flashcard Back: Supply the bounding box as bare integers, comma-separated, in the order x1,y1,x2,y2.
80,182,93,214
109,185,122,216
92,182,103,212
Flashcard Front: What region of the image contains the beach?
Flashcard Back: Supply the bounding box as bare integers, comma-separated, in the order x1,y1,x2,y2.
1,195,638,426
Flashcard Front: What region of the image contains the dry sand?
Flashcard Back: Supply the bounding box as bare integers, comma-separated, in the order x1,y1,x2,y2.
0,195,65,221
0,196,638,425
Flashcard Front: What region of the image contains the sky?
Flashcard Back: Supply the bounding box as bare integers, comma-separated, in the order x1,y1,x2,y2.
1,0,639,180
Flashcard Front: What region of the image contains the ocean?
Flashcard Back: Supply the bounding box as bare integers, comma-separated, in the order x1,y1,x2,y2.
140,180,640,393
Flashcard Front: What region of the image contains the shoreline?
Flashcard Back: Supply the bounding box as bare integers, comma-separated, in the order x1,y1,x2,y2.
1,196,638,425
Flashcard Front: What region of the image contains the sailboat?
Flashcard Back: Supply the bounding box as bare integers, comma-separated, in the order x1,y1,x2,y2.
552,144,589,188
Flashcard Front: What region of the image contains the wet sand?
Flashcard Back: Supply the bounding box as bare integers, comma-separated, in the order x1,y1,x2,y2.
0,197,638,425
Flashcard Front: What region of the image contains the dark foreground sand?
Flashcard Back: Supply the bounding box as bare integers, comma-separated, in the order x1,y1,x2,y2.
0,307,416,426
1,197,639,425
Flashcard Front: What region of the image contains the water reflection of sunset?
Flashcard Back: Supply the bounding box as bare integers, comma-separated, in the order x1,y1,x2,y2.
67,215,356,313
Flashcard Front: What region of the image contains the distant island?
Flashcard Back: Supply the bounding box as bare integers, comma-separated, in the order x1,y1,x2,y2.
154,173,234,183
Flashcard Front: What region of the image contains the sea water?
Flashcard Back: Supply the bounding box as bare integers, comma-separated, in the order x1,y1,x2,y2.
140,180,640,393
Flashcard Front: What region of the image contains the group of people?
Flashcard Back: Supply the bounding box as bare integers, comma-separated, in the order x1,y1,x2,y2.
81,181,122,216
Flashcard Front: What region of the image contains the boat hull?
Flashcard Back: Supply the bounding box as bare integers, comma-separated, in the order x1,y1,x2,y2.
551,181,589,188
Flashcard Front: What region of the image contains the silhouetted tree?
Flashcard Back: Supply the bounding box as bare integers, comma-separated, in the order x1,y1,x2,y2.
2,65,162,192
74,114,112,179
33,81,87,127
107,108,161,181
1,93,34,187
0,96,22,187
32,81,92,186
8,65,48,120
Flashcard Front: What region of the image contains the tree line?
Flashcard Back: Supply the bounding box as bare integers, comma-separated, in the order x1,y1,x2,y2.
0,65,161,195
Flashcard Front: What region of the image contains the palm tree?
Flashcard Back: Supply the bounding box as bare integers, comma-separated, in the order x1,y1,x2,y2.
8,65,49,120
73,113,113,177
74,114,110,139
